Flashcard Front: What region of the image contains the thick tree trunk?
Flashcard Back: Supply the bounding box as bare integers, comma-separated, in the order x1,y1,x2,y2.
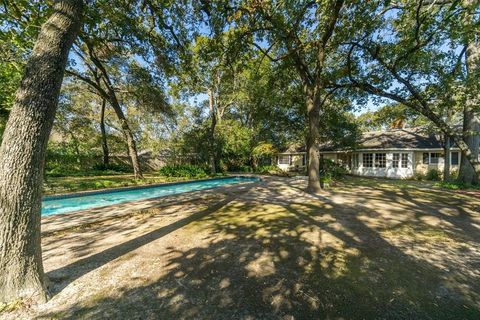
457,103,479,185
458,35,480,185
208,89,216,174
443,134,451,182
109,97,143,179
0,0,82,304
306,88,322,193
100,98,110,167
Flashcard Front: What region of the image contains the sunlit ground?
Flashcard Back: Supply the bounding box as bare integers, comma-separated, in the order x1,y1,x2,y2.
3,176,480,319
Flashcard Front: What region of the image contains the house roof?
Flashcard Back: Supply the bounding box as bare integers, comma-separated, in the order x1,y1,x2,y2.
319,127,444,152
279,143,306,153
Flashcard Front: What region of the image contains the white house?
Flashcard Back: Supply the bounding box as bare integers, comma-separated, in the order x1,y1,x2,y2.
274,128,472,179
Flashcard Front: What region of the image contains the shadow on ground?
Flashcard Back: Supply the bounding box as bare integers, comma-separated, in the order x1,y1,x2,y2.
38,177,480,319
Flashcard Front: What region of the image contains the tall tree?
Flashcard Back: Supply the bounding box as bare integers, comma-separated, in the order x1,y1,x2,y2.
68,40,144,178
0,0,83,303
224,0,347,192
345,0,480,181
457,0,480,184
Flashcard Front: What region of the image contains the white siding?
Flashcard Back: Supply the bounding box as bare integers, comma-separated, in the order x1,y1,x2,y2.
351,152,414,178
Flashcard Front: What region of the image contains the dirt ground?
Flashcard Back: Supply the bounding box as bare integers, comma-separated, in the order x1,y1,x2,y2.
2,176,480,319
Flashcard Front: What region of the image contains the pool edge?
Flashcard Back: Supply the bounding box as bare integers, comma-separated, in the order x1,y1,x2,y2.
43,175,261,200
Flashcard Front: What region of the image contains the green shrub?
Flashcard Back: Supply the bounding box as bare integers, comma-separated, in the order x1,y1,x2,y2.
320,159,347,179
412,172,425,181
425,169,442,181
158,164,208,178
435,181,480,190
320,174,334,185
92,163,131,173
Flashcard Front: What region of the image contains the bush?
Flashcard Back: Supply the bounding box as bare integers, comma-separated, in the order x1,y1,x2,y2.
413,172,425,181
320,159,348,179
436,181,480,190
92,163,131,173
425,169,442,181
158,164,208,178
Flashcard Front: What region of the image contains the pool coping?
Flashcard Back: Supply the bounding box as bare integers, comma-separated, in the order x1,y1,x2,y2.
43,175,259,200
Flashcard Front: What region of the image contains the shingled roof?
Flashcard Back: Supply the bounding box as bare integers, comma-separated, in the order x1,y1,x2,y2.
319,128,444,152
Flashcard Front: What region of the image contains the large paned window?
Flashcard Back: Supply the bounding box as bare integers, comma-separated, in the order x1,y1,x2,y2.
430,153,442,164
423,152,443,164
278,155,290,165
363,153,373,167
375,153,386,168
392,154,400,168
401,153,409,168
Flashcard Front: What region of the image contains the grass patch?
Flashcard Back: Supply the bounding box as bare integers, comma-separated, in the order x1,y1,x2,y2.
435,181,480,191
42,173,214,195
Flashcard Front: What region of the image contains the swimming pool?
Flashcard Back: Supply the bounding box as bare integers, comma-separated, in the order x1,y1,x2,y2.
42,176,259,216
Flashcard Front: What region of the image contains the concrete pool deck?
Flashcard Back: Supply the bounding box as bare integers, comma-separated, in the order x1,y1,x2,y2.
41,178,261,236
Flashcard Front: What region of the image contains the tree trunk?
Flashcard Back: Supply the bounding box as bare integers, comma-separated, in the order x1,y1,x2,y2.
100,98,110,167
0,0,82,304
458,33,480,185
443,134,451,182
88,52,143,179
306,87,322,193
208,88,216,175
109,97,143,179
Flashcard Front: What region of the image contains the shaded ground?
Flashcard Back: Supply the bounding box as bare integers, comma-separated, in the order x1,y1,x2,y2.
3,176,480,319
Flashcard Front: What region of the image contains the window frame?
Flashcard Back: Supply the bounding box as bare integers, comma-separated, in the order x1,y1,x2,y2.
278,155,290,165
374,153,386,168
363,153,373,168
401,153,409,168
451,152,459,166
423,152,429,164
430,152,442,164
352,154,359,168
392,153,400,168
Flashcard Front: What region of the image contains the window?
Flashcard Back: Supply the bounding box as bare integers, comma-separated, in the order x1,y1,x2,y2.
278,155,290,165
352,154,359,168
423,153,429,164
392,154,400,168
302,154,306,166
375,153,386,168
401,153,409,168
451,152,459,166
430,153,442,164
363,153,373,167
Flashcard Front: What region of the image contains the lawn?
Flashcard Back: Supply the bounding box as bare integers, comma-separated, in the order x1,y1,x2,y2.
4,176,480,319
42,173,209,195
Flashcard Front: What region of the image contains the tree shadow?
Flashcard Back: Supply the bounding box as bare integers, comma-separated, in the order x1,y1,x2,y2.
46,190,249,296
40,177,480,319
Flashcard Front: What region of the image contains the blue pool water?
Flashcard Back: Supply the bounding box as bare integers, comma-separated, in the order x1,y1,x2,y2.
42,176,259,216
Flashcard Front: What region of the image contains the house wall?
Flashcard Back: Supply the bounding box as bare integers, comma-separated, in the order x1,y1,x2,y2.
322,153,338,161
350,152,414,179
414,151,461,175
275,153,306,171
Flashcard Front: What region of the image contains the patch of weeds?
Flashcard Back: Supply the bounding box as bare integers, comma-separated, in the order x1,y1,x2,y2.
435,181,480,191
381,224,466,244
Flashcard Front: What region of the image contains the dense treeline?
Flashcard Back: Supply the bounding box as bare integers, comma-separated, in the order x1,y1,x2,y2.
0,0,479,304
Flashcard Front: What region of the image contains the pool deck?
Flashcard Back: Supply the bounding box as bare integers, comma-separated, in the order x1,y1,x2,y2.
41,178,261,236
